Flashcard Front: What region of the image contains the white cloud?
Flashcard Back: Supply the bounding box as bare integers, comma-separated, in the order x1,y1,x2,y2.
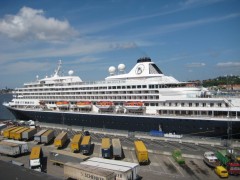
0,61,51,75
216,62,240,68
186,62,206,68
0,6,77,42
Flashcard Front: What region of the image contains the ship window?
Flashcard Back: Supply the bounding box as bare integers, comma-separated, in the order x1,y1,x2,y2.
196,103,199,107
132,86,136,89
142,85,147,88
181,103,184,107
122,86,126,89
218,103,222,107
127,86,131,89
169,103,172,106
210,103,214,107
203,103,206,107
137,85,141,88
117,86,121,89
189,103,192,107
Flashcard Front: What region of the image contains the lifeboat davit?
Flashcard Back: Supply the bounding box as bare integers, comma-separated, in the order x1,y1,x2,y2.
124,101,144,110
56,101,69,108
76,101,92,109
96,101,114,110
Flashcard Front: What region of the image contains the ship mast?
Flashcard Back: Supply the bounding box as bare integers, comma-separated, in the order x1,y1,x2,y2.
53,60,62,77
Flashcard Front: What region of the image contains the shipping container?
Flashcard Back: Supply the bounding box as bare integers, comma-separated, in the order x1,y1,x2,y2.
64,162,116,180
80,136,91,155
134,140,149,164
81,157,139,180
88,157,139,180
112,138,122,159
34,129,48,143
41,129,54,144
3,126,17,138
9,127,25,139
0,141,20,156
4,139,29,154
49,150,89,165
0,140,29,156
54,132,68,148
70,134,82,152
29,146,43,172
101,138,111,158
14,127,29,140
22,128,37,141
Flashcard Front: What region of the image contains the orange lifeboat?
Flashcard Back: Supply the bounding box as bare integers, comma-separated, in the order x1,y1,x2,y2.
96,101,114,110
76,101,92,109
124,101,144,110
56,101,69,107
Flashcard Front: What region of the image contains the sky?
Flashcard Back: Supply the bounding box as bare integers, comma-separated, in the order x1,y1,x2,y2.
0,0,239,89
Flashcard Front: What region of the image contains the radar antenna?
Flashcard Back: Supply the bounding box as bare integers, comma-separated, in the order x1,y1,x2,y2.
53,60,62,77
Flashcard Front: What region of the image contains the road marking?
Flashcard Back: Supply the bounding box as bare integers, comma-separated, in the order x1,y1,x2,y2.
153,154,167,173
168,157,185,177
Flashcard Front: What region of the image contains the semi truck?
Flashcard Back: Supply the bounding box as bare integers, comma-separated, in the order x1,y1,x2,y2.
80,136,91,155
112,138,122,159
64,162,116,180
101,138,111,158
54,132,68,148
34,129,48,143
70,134,82,152
14,127,29,141
3,126,17,138
29,146,43,172
216,150,240,175
49,150,89,166
134,140,149,164
41,129,55,144
22,128,37,141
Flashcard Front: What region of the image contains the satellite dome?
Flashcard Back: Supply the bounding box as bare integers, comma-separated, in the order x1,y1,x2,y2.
68,70,74,76
108,66,116,75
118,64,125,71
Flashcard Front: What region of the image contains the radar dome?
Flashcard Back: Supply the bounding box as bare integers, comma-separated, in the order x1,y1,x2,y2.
108,66,116,75
118,64,125,71
68,70,74,76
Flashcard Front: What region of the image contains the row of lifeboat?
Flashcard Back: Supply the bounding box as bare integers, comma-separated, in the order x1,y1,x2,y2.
42,101,145,110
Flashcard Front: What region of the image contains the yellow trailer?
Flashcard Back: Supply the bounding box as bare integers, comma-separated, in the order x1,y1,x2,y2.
9,127,25,139
70,134,82,152
3,126,17,138
29,146,43,172
101,138,111,158
54,132,68,148
14,127,29,140
80,136,91,154
134,140,149,164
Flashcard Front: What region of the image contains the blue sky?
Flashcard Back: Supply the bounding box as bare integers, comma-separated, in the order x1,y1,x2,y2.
0,0,239,88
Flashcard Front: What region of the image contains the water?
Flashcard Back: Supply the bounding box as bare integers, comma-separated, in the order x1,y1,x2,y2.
0,94,15,120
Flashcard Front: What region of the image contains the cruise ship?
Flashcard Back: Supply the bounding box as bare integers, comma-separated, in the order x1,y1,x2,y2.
3,57,240,138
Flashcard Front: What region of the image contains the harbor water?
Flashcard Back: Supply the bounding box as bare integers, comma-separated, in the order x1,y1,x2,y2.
0,94,15,120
